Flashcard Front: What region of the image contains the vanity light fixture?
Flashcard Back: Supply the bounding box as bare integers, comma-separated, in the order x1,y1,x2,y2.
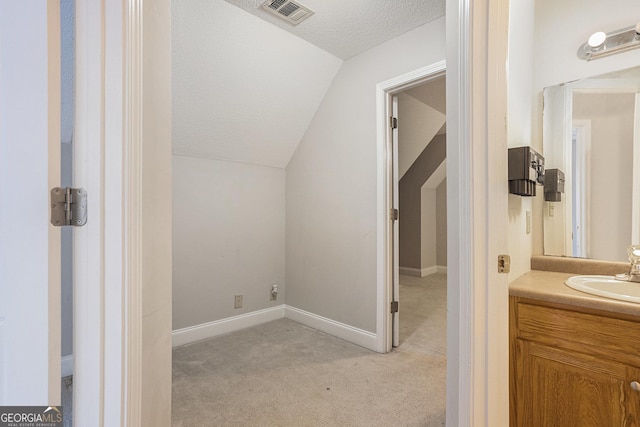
587,31,607,49
578,22,640,60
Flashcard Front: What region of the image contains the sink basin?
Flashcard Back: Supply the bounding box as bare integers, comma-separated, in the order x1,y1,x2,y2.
565,275,640,304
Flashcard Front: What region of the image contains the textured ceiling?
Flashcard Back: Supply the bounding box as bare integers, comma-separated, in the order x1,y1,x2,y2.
223,0,446,59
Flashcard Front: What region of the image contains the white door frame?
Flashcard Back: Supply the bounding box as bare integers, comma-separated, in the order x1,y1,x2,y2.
74,0,172,424
391,95,399,349
73,0,150,424
446,0,510,425
375,61,446,354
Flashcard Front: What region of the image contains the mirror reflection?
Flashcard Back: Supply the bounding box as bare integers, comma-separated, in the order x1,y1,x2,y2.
542,66,640,262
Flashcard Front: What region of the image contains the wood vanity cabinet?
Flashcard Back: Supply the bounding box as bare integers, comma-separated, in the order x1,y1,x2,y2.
510,296,640,426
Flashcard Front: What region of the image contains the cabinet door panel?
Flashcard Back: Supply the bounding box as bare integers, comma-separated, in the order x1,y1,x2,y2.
517,339,640,427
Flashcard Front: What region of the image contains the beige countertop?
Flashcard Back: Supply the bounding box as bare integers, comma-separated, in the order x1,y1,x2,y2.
509,270,640,317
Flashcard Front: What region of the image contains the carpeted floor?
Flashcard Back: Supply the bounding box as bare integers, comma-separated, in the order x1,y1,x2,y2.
172,273,446,426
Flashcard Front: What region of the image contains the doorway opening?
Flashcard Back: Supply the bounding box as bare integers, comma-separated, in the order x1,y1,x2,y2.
375,61,446,353
394,76,447,354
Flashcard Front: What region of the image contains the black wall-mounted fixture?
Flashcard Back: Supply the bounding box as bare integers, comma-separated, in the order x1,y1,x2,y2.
508,146,545,197
544,168,565,202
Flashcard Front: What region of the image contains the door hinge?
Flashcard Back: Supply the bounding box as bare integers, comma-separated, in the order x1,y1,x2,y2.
51,187,87,227
391,301,399,313
498,254,511,273
391,208,399,221
390,116,398,129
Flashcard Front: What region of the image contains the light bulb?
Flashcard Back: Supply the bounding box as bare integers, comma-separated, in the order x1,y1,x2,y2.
588,31,607,48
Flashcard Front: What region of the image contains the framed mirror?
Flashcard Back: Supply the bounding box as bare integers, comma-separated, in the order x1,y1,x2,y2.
542,65,640,262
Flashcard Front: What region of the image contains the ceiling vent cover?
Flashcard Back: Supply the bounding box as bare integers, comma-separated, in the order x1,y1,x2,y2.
261,0,314,25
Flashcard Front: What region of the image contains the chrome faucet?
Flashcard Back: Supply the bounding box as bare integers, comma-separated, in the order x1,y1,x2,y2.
615,245,640,283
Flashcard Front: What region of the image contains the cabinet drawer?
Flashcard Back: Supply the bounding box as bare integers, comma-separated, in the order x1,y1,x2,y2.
515,301,640,367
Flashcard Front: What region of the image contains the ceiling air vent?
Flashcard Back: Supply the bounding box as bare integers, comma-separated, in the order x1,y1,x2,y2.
261,0,314,25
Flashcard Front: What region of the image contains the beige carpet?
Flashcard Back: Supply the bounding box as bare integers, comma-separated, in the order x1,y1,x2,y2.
172,273,446,426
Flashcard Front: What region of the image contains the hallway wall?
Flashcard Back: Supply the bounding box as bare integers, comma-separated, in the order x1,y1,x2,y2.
399,134,446,271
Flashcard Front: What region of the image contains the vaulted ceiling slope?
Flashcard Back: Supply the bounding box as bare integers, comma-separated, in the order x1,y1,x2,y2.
224,0,446,60
172,0,446,168
172,0,342,168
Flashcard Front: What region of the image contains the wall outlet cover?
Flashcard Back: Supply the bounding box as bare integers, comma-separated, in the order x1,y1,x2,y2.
234,294,243,309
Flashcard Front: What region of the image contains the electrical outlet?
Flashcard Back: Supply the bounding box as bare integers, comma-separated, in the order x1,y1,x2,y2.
234,294,243,309
270,284,278,301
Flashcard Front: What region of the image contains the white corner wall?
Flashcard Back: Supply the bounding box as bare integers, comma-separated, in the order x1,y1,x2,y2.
171,0,342,337
172,156,285,330
286,18,446,333
531,0,640,258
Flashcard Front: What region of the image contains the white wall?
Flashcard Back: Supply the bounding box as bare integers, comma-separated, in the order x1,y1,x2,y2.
420,186,437,269
533,0,640,91
531,0,640,257
286,18,446,332
507,0,536,280
172,0,341,168
397,92,445,178
421,162,446,271
172,0,341,333
172,156,285,329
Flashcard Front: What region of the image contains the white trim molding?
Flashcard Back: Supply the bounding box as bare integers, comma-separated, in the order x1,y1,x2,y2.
172,306,285,347
74,0,171,424
172,306,378,352
285,306,378,351
399,265,447,277
446,0,510,425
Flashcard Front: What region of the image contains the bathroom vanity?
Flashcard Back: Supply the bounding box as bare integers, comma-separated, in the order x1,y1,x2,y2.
510,270,640,426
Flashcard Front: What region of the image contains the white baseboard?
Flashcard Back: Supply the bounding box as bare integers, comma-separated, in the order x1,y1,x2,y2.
171,304,379,352
399,266,422,276
62,354,73,378
399,265,447,277
284,306,378,352
172,305,285,347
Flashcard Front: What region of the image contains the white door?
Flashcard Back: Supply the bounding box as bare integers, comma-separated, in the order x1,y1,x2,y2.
0,1,61,405
391,96,400,348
